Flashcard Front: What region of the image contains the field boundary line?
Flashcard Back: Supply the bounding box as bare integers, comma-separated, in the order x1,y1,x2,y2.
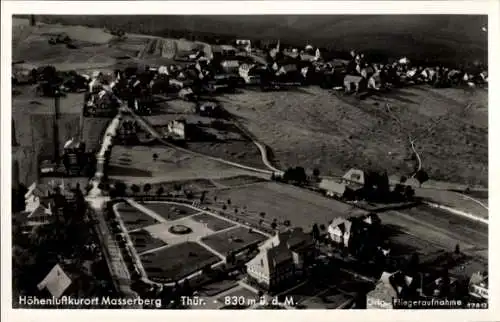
423,201,488,225
458,193,488,210
125,198,168,223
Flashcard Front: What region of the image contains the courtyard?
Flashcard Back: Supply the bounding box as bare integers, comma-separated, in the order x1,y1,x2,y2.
113,201,269,283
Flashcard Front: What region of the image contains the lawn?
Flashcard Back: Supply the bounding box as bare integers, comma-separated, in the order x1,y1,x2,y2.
128,229,167,254
207,181,354,231
221,85,487,187
143,202,198,221
114,202,159,231
191,213,235,232
140,241,219,283
201,226,267,255
187,141,264,170
11,86,112,184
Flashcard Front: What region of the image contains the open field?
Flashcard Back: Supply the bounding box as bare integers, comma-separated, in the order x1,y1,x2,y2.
33,15,487,65
128,229,167,254
376,205,488,259
108,145,267,184
143,202,198,221
13,17,130,71
201,226,267,255
191,213,236,232
220,85,487,187
187,141,264,169
207,181,355,231
114,202,160,231
213,175,267,187
145,109,266,169
415,189,488,219
140,241,219,283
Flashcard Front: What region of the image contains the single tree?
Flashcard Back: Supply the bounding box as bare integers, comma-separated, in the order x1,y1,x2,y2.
234,208,238,214
200,191,207,203
222,204,227,210
114,182,127,197
259,212,266,219
152,153,158,162
312,223,320,241
271,222,277,230
143,183,152,195
131,184,140,195
404,186,415,199
227,198,232,205
455,243,461,254
414,169,430,187
213,195,218,203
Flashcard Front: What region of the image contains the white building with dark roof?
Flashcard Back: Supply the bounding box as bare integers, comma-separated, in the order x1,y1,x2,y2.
246,228,315,290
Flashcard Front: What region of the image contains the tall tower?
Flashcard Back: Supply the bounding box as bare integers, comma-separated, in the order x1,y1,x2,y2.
12,119,18,147
53,95,61,162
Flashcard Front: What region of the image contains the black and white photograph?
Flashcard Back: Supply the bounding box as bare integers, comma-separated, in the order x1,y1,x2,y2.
2,0,498,318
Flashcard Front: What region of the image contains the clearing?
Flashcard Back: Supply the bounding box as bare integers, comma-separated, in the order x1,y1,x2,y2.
206,181,355,231
108,145,267,184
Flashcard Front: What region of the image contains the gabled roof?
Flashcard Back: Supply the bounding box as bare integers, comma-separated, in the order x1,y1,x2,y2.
267,244,293,270
27,204,53,219
361,213,381,225
37,264,72,299
25,182,51,199
281,228,314,250
328,217,353,235
368,271,413,303
342,168,365,185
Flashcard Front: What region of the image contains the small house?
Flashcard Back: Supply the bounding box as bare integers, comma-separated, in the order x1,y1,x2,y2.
327,217,353,247
469,271,488,300
220,59,240,74
37,264,73,299
167,119,187,140
368,73,383,90
343,75,367,93
24,182,51,213
342,168,366,186
366,271,416,309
